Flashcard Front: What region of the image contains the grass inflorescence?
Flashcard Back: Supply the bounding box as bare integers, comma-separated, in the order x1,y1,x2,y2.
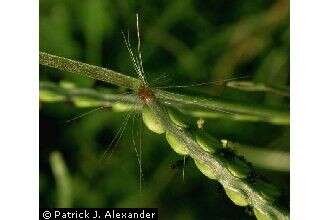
39,13,289,220
40,49,289,219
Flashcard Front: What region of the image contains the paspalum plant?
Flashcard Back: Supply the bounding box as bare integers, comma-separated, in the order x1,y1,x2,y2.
40,14,289,220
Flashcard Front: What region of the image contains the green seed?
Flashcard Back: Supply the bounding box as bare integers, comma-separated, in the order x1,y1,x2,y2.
112,103,135,112
224,188,249,206
168,108,189,128
253,208,273,220
221,139,228,148
195,131,218,153
226,81,267,92
194,159,217,180
142,106,165,134
166,132,189,155
72,97,103,107
255,180,281,202
59,81,76,89
40,90,66,102
226,158,250,179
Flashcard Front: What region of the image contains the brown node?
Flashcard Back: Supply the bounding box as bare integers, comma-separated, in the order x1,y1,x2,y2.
138,85,155,104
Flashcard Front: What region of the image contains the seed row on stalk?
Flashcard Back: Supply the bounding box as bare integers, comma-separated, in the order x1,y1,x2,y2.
142,104,287,220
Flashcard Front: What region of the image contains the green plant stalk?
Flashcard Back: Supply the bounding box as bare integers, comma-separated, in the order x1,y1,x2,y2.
156,90,289,124
39,81,288,124
49,151,72,208
40,52,141,90
40,81,140,108
145,98,289,220
226,80,290,97
226,140,289,172
39,52,289,125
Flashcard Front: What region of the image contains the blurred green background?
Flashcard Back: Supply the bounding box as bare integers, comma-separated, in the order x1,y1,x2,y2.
39,0,289,219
